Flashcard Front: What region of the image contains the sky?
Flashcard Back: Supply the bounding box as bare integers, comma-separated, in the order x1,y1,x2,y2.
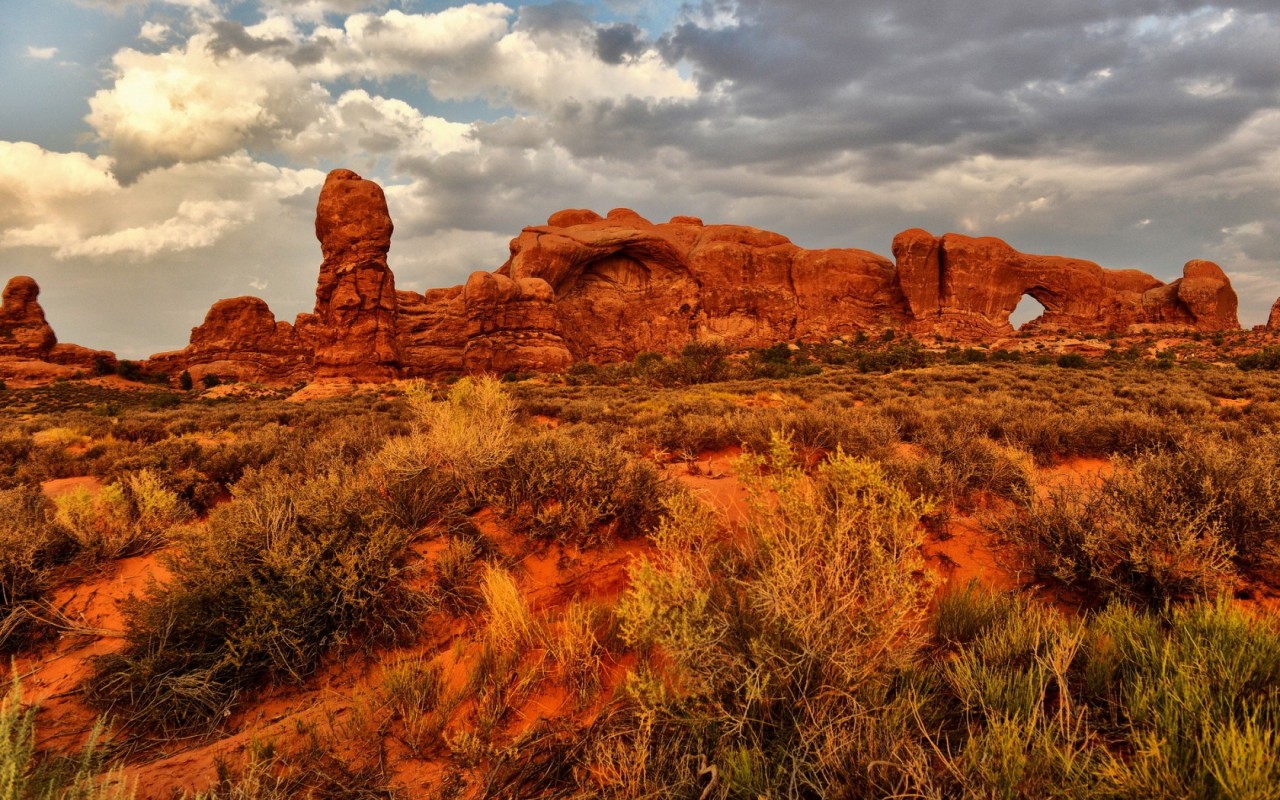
2,0,1279,358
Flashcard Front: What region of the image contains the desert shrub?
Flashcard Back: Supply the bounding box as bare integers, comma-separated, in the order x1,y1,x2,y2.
382,655,451,757
1119,435,1280,567
2,679,135,800
1057,353,1088,369
549,601,607,708
377,377,514,508
192,736,394,800
115,361,142,382
933,580,1015,646
84,462,425,737
856,340,930,373
53,470,191,560
0,486,74,651
653,342,731,386
732,404,900,459
1082,602,1280,798
196,425,293,488
889,423,1035,507
1236,346,1280,371
1009,433,1280,604
1006,475,1235,606
606,437,935,796
493,428,671,545
479,564,540,652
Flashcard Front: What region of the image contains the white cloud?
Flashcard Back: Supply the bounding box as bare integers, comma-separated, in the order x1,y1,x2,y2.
282,89,477,162
302,5,695,110
0,142,117,229
24,46,58,59
86,35,330,180
139,22,171,44
0,143,323,261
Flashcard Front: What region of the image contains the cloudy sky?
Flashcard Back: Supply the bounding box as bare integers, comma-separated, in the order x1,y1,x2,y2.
3,0,1279,357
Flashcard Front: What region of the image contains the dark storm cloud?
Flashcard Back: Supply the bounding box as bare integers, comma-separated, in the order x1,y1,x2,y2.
595,23,646,63
514,1,593,34
206,20,293,58
648,0,1280,171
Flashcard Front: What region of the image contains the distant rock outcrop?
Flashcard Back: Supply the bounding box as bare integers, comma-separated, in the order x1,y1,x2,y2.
499,208,905,361
893,230,1238,338
0,276,116,382
0,276,57,358
1269,297,1280,330
149,296,311,384
145,169,1245,384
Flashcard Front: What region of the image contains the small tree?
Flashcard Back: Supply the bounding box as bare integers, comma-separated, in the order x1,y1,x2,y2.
178,370,193,391
115,360,142,382
201,373,222,389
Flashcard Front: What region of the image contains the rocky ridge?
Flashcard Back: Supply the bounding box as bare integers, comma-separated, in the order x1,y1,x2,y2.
0,169,1258,385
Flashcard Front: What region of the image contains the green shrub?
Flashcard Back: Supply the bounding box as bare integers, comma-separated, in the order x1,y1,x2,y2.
493,428,671,545
609,437,934,796
0,486,73,651
1236,346,1280,371
1056,353,1088,369
1008,433,1280,604
84,461,425,737
53,470,191,561
115,361,142,382
1,676,133,799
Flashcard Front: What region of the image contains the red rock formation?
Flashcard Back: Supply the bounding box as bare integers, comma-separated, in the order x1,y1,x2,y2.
894,230,1238,338
1268,297,1280,330
149,297,311,383
395,287,468,376
503,209,907,361
0,276,116,381
145,170,1245,385
0,276,57,357
299,169,402,380
461,272,572,374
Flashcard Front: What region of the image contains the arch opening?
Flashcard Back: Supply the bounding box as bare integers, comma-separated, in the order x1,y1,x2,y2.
1010,293,1047,330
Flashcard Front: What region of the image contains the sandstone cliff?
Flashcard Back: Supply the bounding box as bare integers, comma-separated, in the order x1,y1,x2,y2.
892,230,1238,338
145,169,1243,383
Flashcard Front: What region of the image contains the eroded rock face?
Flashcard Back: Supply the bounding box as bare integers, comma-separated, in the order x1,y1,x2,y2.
149,296,311,383
0,276,116,380
302,169,402,380
894,230,1237,338
1269,297,1280,330
504,209,908,361
147,170,1245,384
461,272,572,374
0,276,57,357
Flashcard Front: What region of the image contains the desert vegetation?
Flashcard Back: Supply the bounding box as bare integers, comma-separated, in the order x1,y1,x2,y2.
3,354,1280,798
